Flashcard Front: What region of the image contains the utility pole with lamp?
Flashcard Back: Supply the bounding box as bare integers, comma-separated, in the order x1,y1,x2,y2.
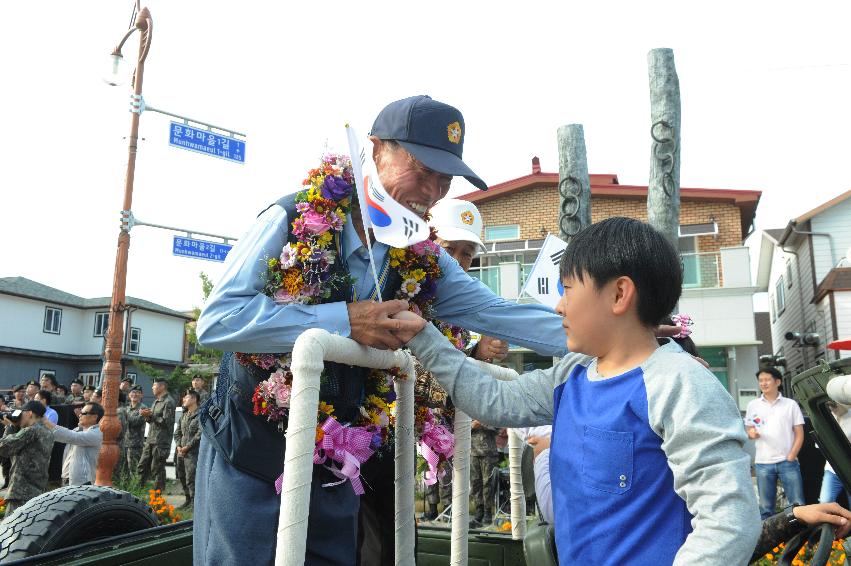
96,3,152,486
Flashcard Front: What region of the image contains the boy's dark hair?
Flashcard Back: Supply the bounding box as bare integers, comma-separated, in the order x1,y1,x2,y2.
185,389,201,403
36,389,53,406
85,402,105,423
559,217,683,326
757,367,783,381
659,317,699,356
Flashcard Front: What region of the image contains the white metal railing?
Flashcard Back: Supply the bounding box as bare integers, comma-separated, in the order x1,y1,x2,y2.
276,329,529,565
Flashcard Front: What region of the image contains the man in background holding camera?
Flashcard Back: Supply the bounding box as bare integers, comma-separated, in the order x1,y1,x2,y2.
0,401,54,515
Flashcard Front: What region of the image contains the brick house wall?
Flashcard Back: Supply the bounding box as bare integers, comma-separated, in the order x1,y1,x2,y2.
474,184,744,251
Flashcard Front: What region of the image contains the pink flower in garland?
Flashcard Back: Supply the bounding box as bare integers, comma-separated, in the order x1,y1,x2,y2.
301,211,332,235
410,239,440,257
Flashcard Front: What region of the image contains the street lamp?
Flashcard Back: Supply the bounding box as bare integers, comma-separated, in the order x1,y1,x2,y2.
96,4,153,486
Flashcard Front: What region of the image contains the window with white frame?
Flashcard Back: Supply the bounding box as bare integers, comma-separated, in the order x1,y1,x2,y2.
94,312,110,337
128,327,141,354
775,277,786,314
44,307,62,334
786,260,793,288
770,293,776,322
484,225,520,241
125,372,137,384
78,372,99,387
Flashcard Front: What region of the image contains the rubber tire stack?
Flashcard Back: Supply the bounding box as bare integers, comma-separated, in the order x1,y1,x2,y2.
0,485,159,562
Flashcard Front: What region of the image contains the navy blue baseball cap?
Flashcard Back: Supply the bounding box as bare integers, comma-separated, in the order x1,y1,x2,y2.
370,95,487,191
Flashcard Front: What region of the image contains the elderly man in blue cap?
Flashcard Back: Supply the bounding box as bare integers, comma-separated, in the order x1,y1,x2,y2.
194,95,568,566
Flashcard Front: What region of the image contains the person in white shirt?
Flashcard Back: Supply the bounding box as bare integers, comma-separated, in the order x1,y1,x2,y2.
514,426,553,524
42,402,103,485
745,367,805,519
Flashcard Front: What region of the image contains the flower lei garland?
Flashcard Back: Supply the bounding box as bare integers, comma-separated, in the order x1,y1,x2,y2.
670,313,694,339
237,153,457,493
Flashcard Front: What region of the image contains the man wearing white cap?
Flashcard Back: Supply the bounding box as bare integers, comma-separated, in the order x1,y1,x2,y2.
429,198,507,360
427,199,508,528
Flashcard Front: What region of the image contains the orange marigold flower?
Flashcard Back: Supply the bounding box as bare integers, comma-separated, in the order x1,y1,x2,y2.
282,268,304,296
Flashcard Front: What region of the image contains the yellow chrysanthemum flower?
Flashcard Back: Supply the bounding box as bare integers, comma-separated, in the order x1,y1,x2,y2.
410,268,426,281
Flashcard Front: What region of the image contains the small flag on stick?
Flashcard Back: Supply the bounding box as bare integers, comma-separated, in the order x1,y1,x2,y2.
519,234,568,309
345,126,429,248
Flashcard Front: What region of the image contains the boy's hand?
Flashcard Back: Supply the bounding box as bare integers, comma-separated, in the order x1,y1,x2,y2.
746,427,760,440
475,336,508,362
527,435,551,459
793,503,851,539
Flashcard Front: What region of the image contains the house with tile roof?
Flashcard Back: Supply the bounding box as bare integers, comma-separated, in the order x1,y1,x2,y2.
457,157,764,411
0,277,192,396
756,189,851,377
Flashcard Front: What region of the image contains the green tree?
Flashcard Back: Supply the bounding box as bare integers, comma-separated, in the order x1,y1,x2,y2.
186,271,223,372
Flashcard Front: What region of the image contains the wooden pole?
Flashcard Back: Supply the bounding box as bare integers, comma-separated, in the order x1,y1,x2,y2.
96,7,153,486
557,125,592,244
647,48,681,251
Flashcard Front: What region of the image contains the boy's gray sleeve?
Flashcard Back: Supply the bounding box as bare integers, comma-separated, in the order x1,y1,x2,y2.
408,324,584,427
644,354,761,565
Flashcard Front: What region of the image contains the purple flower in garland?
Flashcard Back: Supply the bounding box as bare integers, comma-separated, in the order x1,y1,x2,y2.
321,175,352,201
417,278,438,302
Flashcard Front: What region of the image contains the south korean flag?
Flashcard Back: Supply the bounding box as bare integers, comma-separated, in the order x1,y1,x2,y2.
520,234,568,309
346,125,429,248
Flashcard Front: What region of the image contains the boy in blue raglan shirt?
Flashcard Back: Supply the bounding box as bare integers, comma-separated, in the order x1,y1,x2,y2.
395,217,760,565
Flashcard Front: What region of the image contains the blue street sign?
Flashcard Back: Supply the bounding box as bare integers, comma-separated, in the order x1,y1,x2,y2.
169,122,246,164
173,236,232,262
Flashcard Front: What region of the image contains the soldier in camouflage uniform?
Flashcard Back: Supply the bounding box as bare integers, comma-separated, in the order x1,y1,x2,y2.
190,375,210,405
174,389,202,507
469,420,499,527
1,385,27,488
113,391,129,481
65,378,85,405
137,378,175,492
120,376,134,406
0,401,54,515
125,385,147,475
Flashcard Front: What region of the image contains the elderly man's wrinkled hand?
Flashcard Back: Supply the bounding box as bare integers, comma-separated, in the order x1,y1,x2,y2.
348,299,424,350
475,336,508,362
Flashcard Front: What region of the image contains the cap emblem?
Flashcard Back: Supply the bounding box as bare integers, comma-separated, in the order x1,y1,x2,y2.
460,211,474,225
447,121,462,144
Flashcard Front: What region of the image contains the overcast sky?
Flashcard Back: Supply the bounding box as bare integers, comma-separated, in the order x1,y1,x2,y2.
2,1,849,313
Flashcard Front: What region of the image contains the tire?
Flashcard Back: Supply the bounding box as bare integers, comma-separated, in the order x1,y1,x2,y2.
0,485,159,562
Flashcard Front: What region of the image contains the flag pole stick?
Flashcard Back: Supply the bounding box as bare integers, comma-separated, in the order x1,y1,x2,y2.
346,125,383,302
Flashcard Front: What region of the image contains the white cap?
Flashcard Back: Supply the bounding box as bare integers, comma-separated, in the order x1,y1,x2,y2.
429,198,486,252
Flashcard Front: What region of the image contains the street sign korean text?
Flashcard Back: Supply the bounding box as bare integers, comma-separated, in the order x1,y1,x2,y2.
169,122,245,164
173,236,232,262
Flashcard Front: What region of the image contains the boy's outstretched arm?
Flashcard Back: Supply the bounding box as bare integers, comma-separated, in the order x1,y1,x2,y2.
407,322,586,427
645,354,761,565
